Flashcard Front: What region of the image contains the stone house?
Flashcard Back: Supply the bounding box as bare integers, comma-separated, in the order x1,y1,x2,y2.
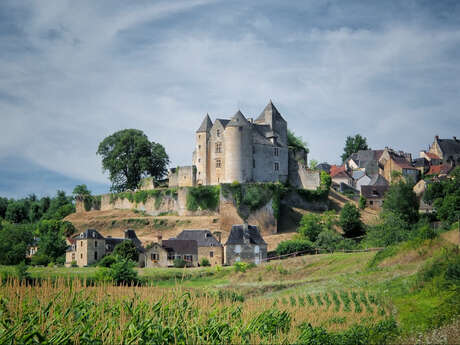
345,150,384,176
65,229,144,267
143,238,198,268
419,151,442,166
354,173,372,193
175,230,224,266
361,185,389,211
426,135,460,166
330,165,353,188
224,224,267,265
379,148,419,184
169,101,312,189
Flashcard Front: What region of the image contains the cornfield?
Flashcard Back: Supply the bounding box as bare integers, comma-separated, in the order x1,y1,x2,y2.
0,278,392,344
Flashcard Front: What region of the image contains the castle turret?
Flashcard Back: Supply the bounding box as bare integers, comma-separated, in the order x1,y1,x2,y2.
255,101,287,147
194,114,212,185
224,110,253,183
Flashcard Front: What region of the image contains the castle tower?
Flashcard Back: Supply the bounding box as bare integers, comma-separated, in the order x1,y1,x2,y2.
194,114,212,185
224,110,253,183
255,100,287,147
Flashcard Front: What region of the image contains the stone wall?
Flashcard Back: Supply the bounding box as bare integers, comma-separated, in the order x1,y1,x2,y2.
168,166,196,188
288,150,320,190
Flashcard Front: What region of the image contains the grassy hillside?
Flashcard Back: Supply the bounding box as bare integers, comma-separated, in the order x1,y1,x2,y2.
1,230,459,343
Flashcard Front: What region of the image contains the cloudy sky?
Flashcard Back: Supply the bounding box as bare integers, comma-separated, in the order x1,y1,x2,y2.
1,0,459,198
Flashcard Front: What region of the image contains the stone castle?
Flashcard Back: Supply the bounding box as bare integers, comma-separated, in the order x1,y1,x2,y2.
169,101,318,189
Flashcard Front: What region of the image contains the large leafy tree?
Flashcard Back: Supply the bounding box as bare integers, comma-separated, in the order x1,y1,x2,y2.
341,134,369,162
339,203,364,238
383,180,419,224
113,240,139,262
0,223,34,265
97,129,170,192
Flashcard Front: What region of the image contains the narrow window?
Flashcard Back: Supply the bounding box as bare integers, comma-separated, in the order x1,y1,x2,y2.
274,147,279,156
274,162,279,171
215,142,222,153
216,129,220,137
95,241,98,247
253,159,255,168
94,252,98,260
81,241,83,247
198,145,201,150
210,251,214,258
80,254,83,259
216,159,222,168
198,158,201,163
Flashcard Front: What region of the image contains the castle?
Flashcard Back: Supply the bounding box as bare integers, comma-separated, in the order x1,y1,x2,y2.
169,101,318,189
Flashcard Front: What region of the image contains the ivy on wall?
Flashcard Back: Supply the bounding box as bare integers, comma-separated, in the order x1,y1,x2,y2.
109,188,178,209
186,186,220,211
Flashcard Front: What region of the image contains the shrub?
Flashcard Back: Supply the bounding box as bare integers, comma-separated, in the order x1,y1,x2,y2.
186,186,220,211
315,229,355,252
98,254,118,267
359,195,366,210
365,212,411,247
173,258,187,268
0,223,34,265
113,240,139,262
15,261,30,281
71,260,78,267
234,261,255,272
298,213,322,242
30,253,51,266
275,239,314,256
97,258,139,285
383,180,419,224
339,203,364,238
200,258,211,267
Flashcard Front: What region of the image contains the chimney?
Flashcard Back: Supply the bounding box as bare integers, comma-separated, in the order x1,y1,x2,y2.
157,234,163,245
213,231,222,243
435,135,439,140
242,223,250,244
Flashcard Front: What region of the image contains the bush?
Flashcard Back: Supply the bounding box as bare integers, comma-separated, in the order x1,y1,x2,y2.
383,180,419,224
97,258,139,285
339,203,364,238
234,261,255,273
173,258,187,268
315,229,355,252
365,212,411,247
0,223,34,265
113,240,139,262
359,195,366,210
186,186,220,211
275,239,314,256
298,213,322,242
200,258,211,267
15,261,30,281
71,260,78,267
98,254,118,267
30,253,51,266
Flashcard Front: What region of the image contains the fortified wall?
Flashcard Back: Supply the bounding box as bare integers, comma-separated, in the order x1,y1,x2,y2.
76,183,329,234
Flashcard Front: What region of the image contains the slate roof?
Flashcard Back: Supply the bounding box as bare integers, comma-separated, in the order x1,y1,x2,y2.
76,229,104,240
413,158,428,167
255,100,286,123
361,185,389,199
352,170,365,180
225,224,267,246
317,163,331,173
369,174,389,186
389,152,417,170
227,110,250,127
197,114,213,133
176,230,222,247
349,150,384,168
162,239,198,255
437,137,460,156
215,119,230,128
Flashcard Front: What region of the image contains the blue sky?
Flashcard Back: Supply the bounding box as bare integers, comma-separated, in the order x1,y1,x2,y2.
1,0,459,198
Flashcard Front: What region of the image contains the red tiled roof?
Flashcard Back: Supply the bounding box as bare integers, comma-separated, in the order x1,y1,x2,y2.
330,165,346,177
425,152,440,160
427,164,453,176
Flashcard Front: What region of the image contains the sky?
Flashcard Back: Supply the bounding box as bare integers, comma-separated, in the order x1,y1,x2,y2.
1,0,459,198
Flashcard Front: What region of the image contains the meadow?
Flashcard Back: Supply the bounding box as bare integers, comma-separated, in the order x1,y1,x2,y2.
0,231,459,344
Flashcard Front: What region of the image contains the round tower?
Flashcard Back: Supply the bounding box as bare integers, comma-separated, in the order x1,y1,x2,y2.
224,111,252,183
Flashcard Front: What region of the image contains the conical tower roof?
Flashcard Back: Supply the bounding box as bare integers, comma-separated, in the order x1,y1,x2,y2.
196,114,213,132
256,100,286,123
226,110,250,127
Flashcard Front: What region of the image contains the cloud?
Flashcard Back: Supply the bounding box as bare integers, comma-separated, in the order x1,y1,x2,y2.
0,0,459,197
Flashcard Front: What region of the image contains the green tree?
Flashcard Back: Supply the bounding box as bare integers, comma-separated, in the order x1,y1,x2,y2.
0,197,9,219
339,203,364,238
359,195,366,210
309,159,318,170
98,258,139,285
43,190,75,220
341,134,369,162
297,213,322,242
276,239,314,256
287,130,309,153
72,184,91,197
113,240,139,262
5,200,28,223
383,180,419,224
320,171,332,190
36,220,67,262
365,212,411,246
97,129,170,192
0,224,34,265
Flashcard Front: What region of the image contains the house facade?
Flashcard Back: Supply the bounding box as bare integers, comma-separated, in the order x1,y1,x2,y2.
379,148,419,184
361,185,389,211
176,230,224,266
143,238,198,268
427,136,460,166
224,224,267,265
65,229,144,267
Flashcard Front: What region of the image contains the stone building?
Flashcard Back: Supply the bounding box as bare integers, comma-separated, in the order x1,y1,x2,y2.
176,230,224,266
224,224,267,265
169,101,314,189
379,148,419,184
143,237,198,268
426,135,460,166
65,229,144,267
361,185,389,211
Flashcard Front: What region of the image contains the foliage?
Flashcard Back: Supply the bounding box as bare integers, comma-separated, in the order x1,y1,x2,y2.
309,159,318,169
186,186,220,212
341,134,369,163
15,261,30,281
200,258,211,267
0,197,8,219
98,254,119,267
30,253,51,266
365,212,411,247
42,190,75,220
173,258,187,268
35,220,68,262
97,129,170,192
5,200,28,223
298,213,322,242
320,171,332,190
287,129,309,153
113,240,139,262
109,189,178,209
315,229,355,252
383,180,419,224
359,195,366,210
233,261,255,272
296,188,329,203
275,239,314,256
97,258,139,285
0,223,34,265
339,203,364,238
72,184,91,197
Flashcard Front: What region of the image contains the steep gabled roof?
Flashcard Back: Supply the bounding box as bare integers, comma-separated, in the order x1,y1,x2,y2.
255,100,286,123
361,185,389,199
162,239,198,255
227,110,250,127
215,119,230,128
427,164,453,176
369,174,389,186
225,224,266,246
76,229,104,240
176,230,222,247
196,114,213,133
437,137,460,156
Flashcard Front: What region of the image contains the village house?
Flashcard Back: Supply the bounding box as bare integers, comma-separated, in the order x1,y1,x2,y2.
379,148,419,184
65,229,144,267
345,150,384,176
225,224,267,265
361,185,389,211
175,230,223,266
425,135,460,166
143,236,198,268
